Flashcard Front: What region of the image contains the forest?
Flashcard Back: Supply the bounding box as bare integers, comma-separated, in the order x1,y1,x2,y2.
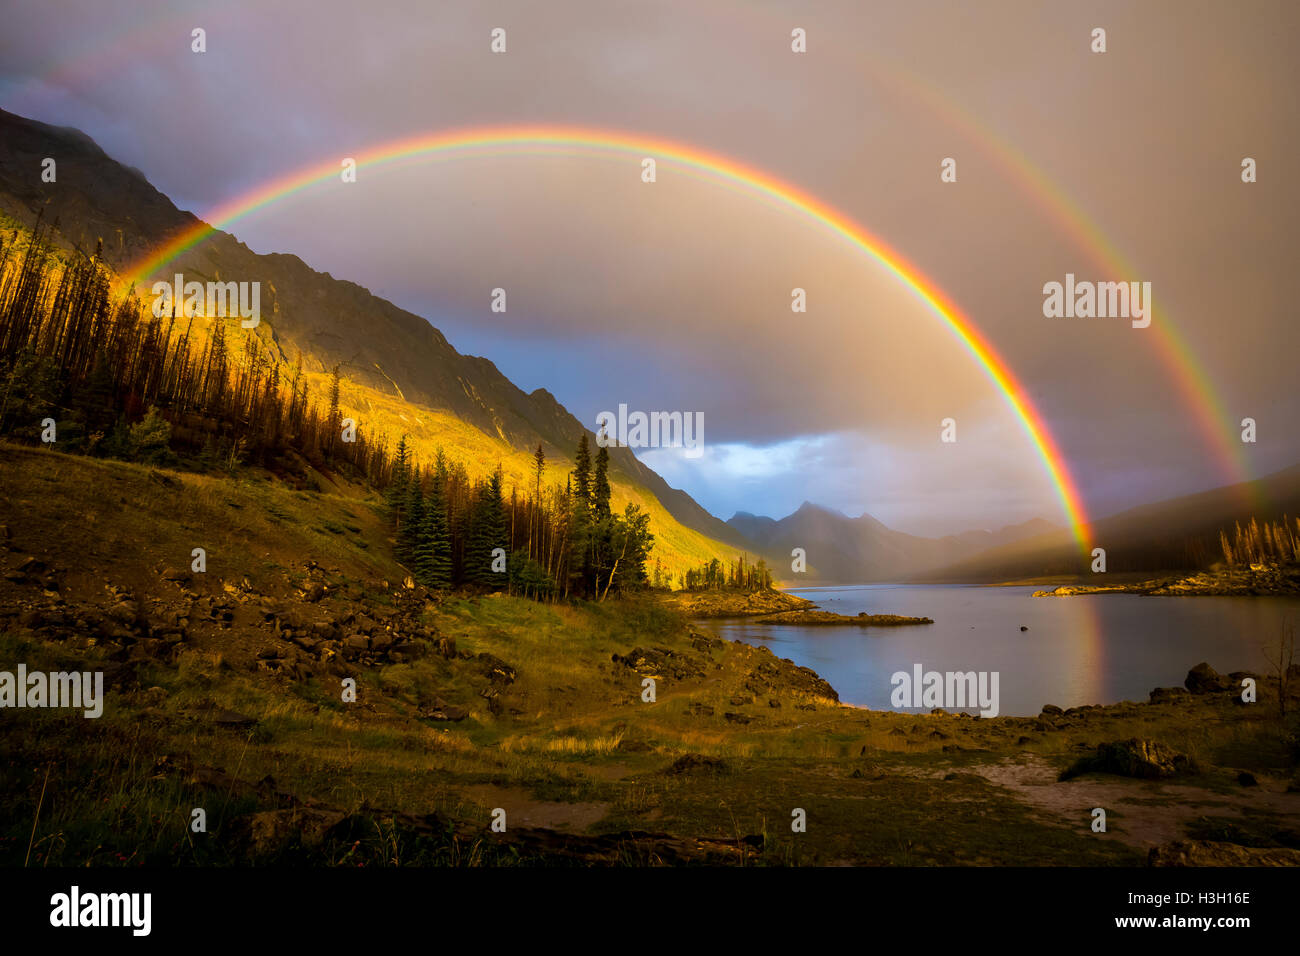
0,218,656,601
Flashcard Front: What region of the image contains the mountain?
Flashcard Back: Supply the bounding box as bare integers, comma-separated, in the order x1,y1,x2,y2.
726,502,1057,583
924,462,1300,581
0,107,750,559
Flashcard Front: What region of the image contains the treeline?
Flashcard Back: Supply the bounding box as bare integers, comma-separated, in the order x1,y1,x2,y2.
388,433,653,600
0,217,390,481
1220,518,1300,567
673,554,773,592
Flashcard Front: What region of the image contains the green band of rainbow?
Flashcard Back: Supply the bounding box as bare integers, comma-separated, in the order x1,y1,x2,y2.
119,125,1093,550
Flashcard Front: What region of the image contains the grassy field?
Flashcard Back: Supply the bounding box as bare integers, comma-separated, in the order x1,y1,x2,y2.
2,444,1298,866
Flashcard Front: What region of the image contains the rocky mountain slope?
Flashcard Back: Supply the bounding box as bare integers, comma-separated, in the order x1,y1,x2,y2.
0,107,748,552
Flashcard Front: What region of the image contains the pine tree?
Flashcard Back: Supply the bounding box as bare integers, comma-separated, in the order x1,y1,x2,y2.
593,444,612,520
530,443,545,561
466,467,508,586
325,364,341,458
387,435,411,531
416,468,453,589
400,471,425,562
570,434,594,594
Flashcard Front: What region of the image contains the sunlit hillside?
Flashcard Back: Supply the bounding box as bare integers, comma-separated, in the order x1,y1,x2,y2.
0,213,741,585
308,369,746,582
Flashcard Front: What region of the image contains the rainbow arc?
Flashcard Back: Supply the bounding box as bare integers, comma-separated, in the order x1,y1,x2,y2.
118,125,1094,550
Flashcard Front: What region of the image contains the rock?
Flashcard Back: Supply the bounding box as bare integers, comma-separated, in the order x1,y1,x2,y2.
1185,662,1233,694
420,699,468,721
205,707,258,728
1149,686,1190,703
1237,771,1258,787
1040,704,1063,716
233,807,348,856
108,601,140,626
661,753,729,775
477,653,517,685
1148,840,1300,866
612,646,705,681
723,712,752,724
1060,737,1194,781
17,608,45,629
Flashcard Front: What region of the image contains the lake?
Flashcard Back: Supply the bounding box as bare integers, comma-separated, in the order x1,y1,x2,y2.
697,584,1300,716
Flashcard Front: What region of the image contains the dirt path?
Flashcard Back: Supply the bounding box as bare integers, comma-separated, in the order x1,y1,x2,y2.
970,754,1300,849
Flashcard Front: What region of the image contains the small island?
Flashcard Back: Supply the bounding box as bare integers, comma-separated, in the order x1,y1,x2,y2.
752,609,934,626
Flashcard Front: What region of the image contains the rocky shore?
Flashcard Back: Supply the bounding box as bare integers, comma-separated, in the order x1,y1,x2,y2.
657,587,818,618
1033,562,1300,597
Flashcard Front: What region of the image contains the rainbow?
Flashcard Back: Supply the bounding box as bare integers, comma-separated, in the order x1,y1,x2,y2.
17,4,1248,496
850,54,1252,492
119,125,1094,550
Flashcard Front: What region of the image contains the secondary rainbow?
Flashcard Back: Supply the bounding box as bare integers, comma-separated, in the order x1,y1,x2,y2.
119,125,1094,549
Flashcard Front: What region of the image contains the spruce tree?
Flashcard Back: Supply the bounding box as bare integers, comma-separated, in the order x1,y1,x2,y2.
466,468,508,586
570,434,594,594
418,465,453,589
593,444,612,520
387,435,411,531
400,472,425,563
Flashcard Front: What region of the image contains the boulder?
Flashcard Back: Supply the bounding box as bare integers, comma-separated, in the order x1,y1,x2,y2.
1060,737,1194,781
1149,686,1190,703
1185,662,1232,694
233,807,348,857
661,753,729,775
477,653,517,685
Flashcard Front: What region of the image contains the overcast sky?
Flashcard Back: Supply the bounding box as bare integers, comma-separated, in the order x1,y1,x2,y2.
3,0,1297,535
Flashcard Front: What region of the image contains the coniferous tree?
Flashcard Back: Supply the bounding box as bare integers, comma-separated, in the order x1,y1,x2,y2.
418,460,454,589
593,444,612,520
466,466,508,586
400,470,425,563
570,434,594,594
387,435,411,529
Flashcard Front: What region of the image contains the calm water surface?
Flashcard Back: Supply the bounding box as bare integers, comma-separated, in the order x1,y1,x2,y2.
697,584,1300,716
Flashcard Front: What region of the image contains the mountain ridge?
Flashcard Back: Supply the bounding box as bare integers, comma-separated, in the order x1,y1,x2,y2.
725,501,1058,583
0,107,750,552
